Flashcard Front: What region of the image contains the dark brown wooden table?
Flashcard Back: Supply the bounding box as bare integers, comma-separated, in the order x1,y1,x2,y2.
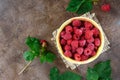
0,0,120,80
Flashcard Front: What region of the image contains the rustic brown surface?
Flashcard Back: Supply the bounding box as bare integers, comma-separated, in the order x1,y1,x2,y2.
0,0,120,80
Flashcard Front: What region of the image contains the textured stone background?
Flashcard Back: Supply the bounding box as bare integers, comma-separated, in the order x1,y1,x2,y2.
0,0,120,80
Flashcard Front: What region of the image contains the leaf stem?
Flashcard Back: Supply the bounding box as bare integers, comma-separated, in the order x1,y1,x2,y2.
18,61,32,75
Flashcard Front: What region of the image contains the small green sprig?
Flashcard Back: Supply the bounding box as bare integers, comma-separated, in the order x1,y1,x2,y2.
18,36,56,75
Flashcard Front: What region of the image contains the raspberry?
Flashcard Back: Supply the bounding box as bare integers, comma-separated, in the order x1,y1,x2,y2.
64,50,72,57
95,46,98,51
84,48,92,56
84,21,93,29
64,45,71,51
76,47,84,55
74,29,82,36
40,40,47,44
91,28,100,37
63,32,72,40
65,25,73,33
81,55,88,61
94,38,101,46
67,39,72,45
60,31,66,38
101,4,110,12
74,53,81,61
85,30,93,39
91,51,96,56
71,47,76,53
73,34,80,40
72,19,81,27
79,40,86,47
71,40,78,49
60,39,66,45
87,37,94,43
87,43,95,50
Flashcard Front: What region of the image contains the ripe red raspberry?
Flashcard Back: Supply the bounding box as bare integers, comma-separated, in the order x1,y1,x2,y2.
85,30,93,39
74,29,82,36
64,50,72,57
72,47,76,53
63,32,72,40
79,40,86,47
84,21,93,29
101,4,110,12
60,31,66,38
60,39,66,45
73,34,80,40
76,47,84,55
91,28,100,37
81,55,88,61
94,38,101,46
87,43,95,50
64,45,71,51
87,37,94,43
67,39,72,45
84,48,92,56
72,19,81,27
74,53,81,61
71,40,78,49
91,51,96,56
65,25,73,33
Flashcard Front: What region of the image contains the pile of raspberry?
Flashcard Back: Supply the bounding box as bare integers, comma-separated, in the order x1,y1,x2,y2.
60,19,101,61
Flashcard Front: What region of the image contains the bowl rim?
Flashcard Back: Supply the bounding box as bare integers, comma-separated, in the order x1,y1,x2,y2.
56,17,104,64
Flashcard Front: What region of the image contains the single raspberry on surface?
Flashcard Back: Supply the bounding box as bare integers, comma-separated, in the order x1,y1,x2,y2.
74,53,81,61
87,43,95,50
40,40,47,47
73,34,80,40
79,40,86,47
84,48,92,56
63,32,72,40
60,39,66,46
76,47,84,55
64,50,72,57
84,21,93,29
81,55,88,61
91,28,100,37
94,38,101,46
71,40,79,49
65,25,73,33
101,4,110,12
72,19,81,27
85,30,93,39
64,45,71,51
91,51,96,56
87,37,94,43
67,39,72,45
60,31,66,38
74,29,82,36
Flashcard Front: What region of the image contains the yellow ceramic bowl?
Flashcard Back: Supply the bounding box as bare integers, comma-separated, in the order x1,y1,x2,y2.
56,17,104,64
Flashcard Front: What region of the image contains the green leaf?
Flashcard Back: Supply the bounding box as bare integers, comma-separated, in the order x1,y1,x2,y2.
66,0,93,14
86,67,99,80
66,0,85,12
25,36,41,55
50,67,60,80
40,51,56,63
60,71,82,80
45,51,56,63
40,54,46,63
77,0,93,14
93,60,112,79
23,51,35,61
